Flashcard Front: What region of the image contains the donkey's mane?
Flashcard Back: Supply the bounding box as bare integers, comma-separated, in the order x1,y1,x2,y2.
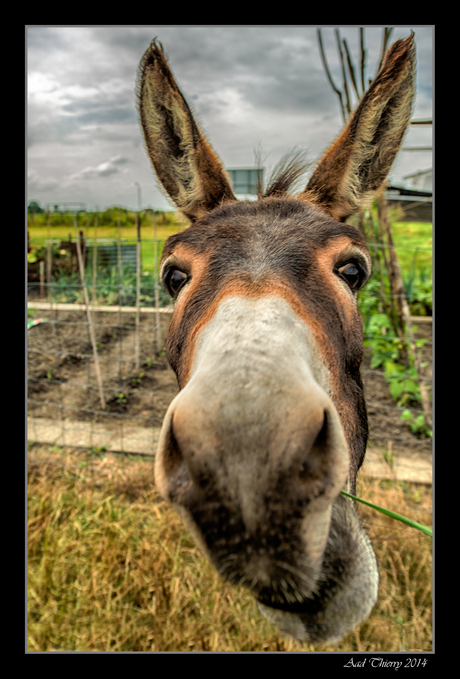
262,149,312,199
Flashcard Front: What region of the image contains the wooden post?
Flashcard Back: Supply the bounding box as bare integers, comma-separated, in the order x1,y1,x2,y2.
46,241,52,304
79,230,86,269
135,212,141,370
46,212,52,303
368,206,393,324
74,218,106,410
153,210,161,353
377,195,406,337
117,213,123,307
39,260,45,298
92,216,98,304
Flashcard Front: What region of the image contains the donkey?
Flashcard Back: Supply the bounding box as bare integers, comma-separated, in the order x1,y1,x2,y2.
138,34,416,643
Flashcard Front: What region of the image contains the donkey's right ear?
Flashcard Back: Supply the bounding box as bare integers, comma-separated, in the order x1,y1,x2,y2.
138,40,236,221
300,33,416,222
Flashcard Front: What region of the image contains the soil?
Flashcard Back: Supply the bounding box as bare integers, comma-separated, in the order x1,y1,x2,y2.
27,307,177,429
361,320,432,459
27,304,432,461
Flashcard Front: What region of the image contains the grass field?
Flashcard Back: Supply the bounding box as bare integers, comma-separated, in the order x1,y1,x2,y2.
27,444,432,653
27,223,185,243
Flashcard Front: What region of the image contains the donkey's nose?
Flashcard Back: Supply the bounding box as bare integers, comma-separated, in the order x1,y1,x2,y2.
155,378,349,518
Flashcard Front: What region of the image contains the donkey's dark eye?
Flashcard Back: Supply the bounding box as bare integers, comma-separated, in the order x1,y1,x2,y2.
165,269,188,296
336,262,362,290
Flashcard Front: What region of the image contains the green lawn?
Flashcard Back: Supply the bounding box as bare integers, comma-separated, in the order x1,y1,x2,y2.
28,224,184,244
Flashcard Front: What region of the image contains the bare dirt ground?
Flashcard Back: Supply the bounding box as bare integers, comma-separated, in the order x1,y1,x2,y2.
361,320,432,462
27,305,432,465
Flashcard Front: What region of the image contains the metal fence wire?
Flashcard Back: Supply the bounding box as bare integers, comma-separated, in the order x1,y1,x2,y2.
27,232,432,482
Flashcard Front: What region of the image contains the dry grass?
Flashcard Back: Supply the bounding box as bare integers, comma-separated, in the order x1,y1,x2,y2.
27,444,432,652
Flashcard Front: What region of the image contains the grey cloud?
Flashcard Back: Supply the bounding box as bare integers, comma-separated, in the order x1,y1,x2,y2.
69,155,129,181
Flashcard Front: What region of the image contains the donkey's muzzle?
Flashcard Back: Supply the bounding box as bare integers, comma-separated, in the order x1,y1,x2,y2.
154,296,350,595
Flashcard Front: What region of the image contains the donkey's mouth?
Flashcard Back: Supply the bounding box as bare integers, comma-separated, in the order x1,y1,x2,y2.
255,591,335,643
253,568,331,618
255,594,315,615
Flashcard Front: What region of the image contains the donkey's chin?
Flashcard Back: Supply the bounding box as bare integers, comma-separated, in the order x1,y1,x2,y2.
257,566,378,643
256,569,378,644
256,500,379,644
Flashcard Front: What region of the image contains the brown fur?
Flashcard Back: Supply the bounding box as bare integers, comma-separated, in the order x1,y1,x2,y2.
137,40,236,221
160,199,371,485
137,33,416,643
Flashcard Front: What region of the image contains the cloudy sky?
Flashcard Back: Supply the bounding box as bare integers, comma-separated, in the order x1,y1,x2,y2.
27,26,433,213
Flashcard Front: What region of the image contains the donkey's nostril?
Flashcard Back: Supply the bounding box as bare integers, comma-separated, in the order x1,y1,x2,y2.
298,410,330,484
314,410,329,448
160,415,196,503
163,416,183,475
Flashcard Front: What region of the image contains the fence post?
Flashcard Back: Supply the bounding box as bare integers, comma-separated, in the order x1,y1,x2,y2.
46,212,52,304
135,212,141,370
117,213,123,307
46,241,52,304
153,210,161,354
74,217,106,410
39,260,45,298
92,216,98,304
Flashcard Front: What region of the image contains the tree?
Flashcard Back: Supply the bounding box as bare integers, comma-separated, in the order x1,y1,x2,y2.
28,200,44,214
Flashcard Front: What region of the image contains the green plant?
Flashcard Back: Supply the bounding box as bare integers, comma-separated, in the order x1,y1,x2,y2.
44,263,169,308
364,313,402,368
28,242,69,265
400,410,432,439
49,270,84,304
88,446,108,460
402,248,432,317
383,360,421,406
359,268,432,438
131,372,145,387
341,491,432,536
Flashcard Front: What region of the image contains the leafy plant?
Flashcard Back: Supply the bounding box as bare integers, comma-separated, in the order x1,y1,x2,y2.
46,264,170,308
364,312,402,369
400,410,432,439
359,268,432,439
383,360,421,406
403,268,432,317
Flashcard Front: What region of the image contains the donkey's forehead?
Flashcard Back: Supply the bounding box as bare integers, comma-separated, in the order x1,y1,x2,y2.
161,198,369,262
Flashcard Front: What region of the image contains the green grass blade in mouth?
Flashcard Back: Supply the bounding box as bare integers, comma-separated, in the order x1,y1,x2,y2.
341,490,432,537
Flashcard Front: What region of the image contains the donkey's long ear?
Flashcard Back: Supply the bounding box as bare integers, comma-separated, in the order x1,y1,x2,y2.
138,40,236,221
300,33,416,222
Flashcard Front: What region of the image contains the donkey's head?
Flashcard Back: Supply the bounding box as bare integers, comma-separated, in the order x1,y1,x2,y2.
138,35,415,643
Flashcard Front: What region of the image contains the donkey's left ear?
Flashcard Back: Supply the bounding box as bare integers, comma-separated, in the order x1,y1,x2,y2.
138,40,236,221
300,33,416,222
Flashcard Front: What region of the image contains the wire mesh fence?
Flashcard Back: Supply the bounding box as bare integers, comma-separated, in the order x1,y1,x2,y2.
27,221,432,481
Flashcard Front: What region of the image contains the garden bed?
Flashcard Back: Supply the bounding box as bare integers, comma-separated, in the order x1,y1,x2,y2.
27,304,432,463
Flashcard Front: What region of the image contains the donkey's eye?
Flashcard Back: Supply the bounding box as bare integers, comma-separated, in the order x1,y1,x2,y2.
336,262,362,290
165,269,188,296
